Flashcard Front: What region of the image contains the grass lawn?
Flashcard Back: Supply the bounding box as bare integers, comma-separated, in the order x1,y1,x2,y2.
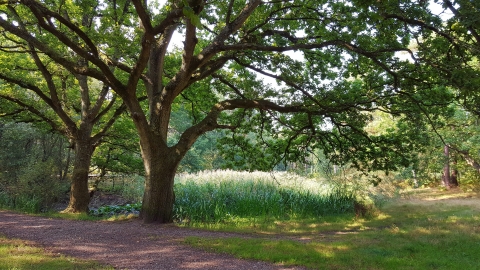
184,187,480,269
0,235,112,270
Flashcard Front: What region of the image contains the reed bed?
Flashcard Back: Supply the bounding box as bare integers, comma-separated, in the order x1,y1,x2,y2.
173,170,356,223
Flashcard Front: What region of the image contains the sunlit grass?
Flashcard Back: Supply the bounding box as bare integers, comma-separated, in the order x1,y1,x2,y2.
41,212,102,221
0,235,112,270
184,188,480,269
174,170,356,224
175,170,331,193
185,214,366,235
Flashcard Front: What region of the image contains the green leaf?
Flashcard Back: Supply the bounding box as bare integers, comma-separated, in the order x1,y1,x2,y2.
183,6,202,28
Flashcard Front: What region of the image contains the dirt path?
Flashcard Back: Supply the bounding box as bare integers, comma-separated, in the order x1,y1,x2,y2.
0,211,305,270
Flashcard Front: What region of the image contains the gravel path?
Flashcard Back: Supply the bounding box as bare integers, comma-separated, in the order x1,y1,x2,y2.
0,211,306,269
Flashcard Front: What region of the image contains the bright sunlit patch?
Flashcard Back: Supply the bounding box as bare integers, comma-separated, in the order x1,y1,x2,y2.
413,227,433,235
312,243,350,258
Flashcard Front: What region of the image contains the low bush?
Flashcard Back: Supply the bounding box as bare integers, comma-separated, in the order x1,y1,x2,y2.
89,203,141,217
0,161,67,213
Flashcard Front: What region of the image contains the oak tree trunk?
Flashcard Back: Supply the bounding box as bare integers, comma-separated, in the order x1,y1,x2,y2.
140,146,179,223
62,139,94,213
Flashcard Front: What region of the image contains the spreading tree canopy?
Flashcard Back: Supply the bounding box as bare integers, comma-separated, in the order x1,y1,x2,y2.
0,0,452,223
375,0,480,185
0,4,128,212
377,0,479,114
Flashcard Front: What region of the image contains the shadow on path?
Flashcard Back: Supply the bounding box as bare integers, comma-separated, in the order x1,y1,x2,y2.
0,211,304,270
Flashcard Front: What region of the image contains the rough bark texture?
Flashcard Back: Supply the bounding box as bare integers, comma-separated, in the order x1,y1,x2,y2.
141,166,176,223
140,144,179,223
61,140,94,213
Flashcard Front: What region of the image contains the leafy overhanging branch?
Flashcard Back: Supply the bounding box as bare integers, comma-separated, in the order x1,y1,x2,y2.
165,0,263,100
0,16,117,86
0,73,78,132
0,93,63,133
21,0,99,57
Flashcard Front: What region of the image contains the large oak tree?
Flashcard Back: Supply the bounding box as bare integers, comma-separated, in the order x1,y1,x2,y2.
0,5,127,212
0,0,448,223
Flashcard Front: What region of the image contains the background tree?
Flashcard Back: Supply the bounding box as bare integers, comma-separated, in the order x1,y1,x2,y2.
372,0,480,185
0,119,70,211
91,115,144,178
0,0,453,223
435,106,480,187
0,6,129,213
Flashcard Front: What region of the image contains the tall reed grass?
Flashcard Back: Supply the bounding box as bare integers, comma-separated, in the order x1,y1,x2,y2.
173,170,356,223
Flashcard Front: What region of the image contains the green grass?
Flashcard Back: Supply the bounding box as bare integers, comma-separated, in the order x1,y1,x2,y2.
184,188,480,269
173,171,356,224
0,235,112,270
41,211,103,221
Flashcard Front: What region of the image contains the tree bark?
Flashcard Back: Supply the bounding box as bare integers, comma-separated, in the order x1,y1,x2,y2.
61,139,95,213
442,145,451,188
139,143,180,223
450,155,459,187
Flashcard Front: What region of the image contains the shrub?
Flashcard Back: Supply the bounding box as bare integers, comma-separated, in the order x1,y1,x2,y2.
0,160,67,213
89,203,141,217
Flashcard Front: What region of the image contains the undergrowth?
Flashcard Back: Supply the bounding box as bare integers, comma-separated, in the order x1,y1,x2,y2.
173,180,356,224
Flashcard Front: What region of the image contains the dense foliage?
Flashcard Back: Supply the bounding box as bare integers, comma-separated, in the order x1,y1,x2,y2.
0,121,70,212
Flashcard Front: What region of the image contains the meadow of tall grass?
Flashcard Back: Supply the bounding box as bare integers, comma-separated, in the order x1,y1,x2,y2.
173,170,357,224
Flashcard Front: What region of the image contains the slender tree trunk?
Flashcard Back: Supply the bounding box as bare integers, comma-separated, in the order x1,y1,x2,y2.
450,155,459,187
442,145,451,188
412,169,418,188
62,139,94,213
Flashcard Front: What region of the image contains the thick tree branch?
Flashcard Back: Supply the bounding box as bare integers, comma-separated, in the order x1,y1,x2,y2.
448,145,480,174
6,5,64,111
20,0,99,57
189,55,231,84
132,0,153,33
225,0,234,24
382,13,455,43
0,93,66,135
222,40,408,58
226,41,406,88
21,1,121,83
174,98,312,156
0,73,78,132
0,16,124,90
168,0,262,98
443,0,480,46
89,84,111,119
76,73,91,122
152,8,184,35
180,19,198,75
